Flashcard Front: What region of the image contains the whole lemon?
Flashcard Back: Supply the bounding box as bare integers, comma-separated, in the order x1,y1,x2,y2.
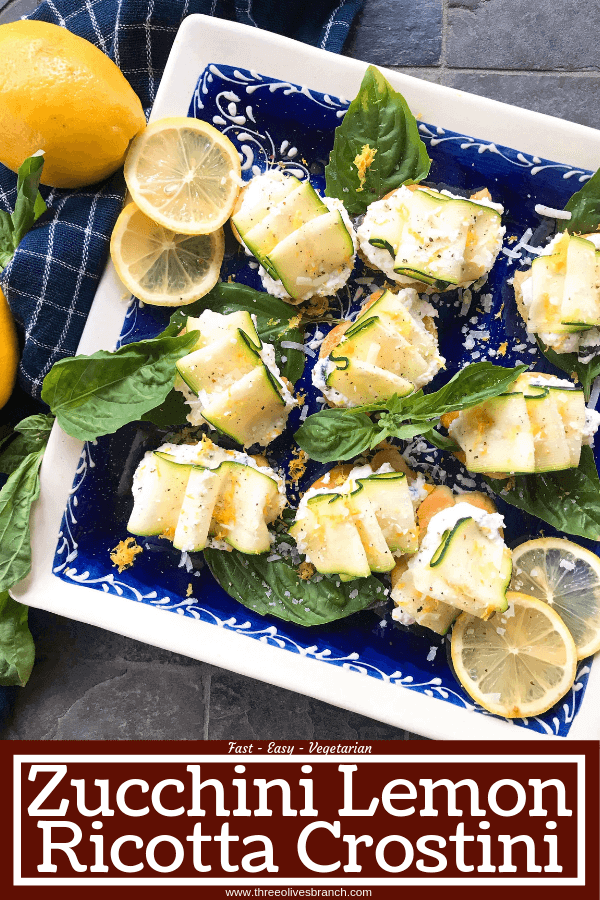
0,288,18,410
0,21,146,189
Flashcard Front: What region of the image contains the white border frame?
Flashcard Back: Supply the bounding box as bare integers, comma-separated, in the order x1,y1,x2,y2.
11,14,600,741
13,753,586,886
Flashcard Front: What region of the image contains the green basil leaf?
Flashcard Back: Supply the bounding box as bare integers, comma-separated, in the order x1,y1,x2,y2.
559,167,600,235
405,362,529,419
426,430,461,453
294,409,378,463
141,388,190,429
485,446,600,540
0,155,46,272
205,545,386,626
169,282,305,385
41,331,199,441
12,155,46,248
0,414,55,476
377,417,436,443
0,590,35,686
325,65,431,216
0,448,44,593
536,338,600,401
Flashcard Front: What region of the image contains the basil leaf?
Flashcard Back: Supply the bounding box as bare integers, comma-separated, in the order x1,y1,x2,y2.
325,65,430,216
0,414,55,476
41,331,199,441
205,545,385,626
536,338,600,401
559,167,600,235
0,155,46,272
169,282,305,385
12,155,47,248
297,363,528,462
141,388,190,429
295,409,378,463
405,362,529,419
0,591,35,686
0,448,44,593
485,446,600,540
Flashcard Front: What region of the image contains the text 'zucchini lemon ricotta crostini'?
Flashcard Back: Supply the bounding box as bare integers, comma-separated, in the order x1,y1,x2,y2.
174,309,297,447
127,437,286,555
391,486,511,635
231,169,356,304
357,184,505,292
514,230,600,355
312,287,445,407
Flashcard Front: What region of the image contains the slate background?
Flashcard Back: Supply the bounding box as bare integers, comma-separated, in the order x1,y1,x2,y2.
2,0,598,741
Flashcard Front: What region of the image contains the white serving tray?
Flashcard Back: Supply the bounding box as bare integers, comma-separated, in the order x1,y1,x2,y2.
12,14,600,740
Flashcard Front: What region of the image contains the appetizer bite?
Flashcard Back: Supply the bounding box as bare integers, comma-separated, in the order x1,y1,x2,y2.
231,170,356,304
313,287,444,407
128,437,286,554
514,231,600,354
357,185,505,291
174,309,297,447
392,487,511,635
446,371,599,475
289,457,422,581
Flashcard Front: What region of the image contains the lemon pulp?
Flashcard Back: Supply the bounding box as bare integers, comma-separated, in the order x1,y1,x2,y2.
511,537,600,659
124,118,241,235
451,591,577,718
111,202,224,306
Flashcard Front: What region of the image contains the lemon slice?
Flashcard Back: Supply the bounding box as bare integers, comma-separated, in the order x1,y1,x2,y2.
451,591,577,718
124,117,241,234
511,537,600,659
110,202,224,306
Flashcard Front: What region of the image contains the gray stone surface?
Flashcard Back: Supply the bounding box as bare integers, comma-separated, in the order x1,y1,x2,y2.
447,0,600,71
443,72,600,131
345,0,442,66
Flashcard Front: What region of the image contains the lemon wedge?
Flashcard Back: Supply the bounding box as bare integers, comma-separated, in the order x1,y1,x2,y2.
451,591,577,718
110,202,224,306
511,537,600,659
124,117,241,234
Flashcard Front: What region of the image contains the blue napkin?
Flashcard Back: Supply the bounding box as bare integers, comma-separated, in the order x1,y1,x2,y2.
0,0,364,730
0,0,363,400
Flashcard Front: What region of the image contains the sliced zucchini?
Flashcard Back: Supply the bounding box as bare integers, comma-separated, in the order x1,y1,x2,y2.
231,173,301,236
327,357,413,406
173,463,230,552
391,561,459,636
346,486,395,573
528,252,576,334
449,393,535,474
211,462,280,554
176,330,259,395
462,205,503,283
128,452,192,537
202,365,286,447
291,493,371,580
241,181,327,271
339,316,431,385
561,235,600,327
267,211,354,302
524,390,571,472
358,471,418,554
184,310,259,352
413,516,511,618
551,386,586,467
394,193,471,287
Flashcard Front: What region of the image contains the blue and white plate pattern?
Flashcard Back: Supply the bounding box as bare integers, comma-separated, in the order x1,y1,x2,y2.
53,65,597,737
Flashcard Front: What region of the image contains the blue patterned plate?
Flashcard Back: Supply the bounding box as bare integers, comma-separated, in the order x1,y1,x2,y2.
53,64,597,738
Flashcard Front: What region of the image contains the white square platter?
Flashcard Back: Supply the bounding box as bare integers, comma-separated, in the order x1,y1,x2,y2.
11,13,600,741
